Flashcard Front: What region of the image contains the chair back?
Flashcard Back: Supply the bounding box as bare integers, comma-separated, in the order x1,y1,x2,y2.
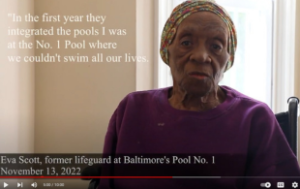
275,97,299,157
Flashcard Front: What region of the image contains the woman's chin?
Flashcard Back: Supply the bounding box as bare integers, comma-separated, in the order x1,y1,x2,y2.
180,79,213,97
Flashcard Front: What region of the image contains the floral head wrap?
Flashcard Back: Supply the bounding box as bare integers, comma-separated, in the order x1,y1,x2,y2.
160,0,237,71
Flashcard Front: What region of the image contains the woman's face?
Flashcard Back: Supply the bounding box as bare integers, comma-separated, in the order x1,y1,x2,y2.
168,12,230,96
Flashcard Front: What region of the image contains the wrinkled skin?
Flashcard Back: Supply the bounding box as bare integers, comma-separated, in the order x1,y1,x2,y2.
168,12,231,112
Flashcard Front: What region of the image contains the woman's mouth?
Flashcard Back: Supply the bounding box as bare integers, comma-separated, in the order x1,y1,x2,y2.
189,72,209,80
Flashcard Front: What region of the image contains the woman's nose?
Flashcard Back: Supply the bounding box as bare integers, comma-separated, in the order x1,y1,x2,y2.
189,44,211,64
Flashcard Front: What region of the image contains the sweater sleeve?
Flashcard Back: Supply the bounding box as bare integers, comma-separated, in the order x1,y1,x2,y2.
243,104,300,188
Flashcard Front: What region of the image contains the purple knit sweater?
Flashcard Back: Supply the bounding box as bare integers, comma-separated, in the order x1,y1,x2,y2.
98,86,300,189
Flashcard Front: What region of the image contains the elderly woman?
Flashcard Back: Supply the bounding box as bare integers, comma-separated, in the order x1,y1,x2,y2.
97,0,300,188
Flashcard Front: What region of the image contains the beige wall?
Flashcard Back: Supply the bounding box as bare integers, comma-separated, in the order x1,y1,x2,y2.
0,0,34,153
34,0,136,153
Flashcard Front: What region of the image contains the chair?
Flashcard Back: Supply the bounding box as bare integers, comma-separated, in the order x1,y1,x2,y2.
82,97,299,189
275,97,299,157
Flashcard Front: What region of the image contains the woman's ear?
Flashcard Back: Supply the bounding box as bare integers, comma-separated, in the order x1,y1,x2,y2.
224,54,233,71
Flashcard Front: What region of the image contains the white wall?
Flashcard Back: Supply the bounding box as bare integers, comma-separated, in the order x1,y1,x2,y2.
295,0,300,161
0,0,34,153
136,0,154,91
295,0,300,98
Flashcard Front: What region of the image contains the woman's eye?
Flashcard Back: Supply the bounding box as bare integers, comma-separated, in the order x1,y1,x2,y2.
212,44,222,50
181,41,191,47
